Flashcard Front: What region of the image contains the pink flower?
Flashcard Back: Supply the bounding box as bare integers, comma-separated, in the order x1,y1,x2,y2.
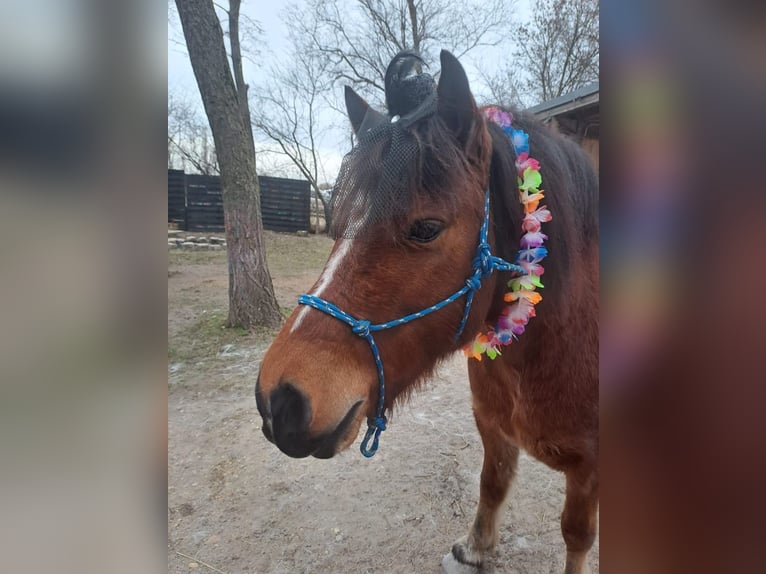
508,298,535,320
529,205,552,223
515,152,540,176
498,300,536,337
497,303,529,335
522,215,541,233
519,260,545,276
521,205,552,233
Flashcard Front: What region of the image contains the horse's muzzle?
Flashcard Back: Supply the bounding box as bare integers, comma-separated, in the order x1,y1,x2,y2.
255,376,362,459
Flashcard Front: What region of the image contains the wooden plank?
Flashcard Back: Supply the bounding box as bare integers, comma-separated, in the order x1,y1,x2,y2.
169,170,311,233
260,204,309,213
168,169,188,229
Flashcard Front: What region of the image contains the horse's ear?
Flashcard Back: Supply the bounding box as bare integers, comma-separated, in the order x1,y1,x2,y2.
437,50,476,143
344,86,386,136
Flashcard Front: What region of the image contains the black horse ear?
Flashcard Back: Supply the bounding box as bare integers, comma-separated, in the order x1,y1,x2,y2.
344,86,386,136
437,50,476,143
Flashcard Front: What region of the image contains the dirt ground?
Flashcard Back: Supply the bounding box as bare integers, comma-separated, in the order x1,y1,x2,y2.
168,231,599,574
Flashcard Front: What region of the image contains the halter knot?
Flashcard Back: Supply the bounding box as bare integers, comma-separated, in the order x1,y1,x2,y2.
474,242,494,278
370,415,387,431
465,275,482,291
352,320,371,337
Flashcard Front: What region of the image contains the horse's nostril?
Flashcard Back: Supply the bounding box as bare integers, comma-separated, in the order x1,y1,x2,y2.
270,383,310,442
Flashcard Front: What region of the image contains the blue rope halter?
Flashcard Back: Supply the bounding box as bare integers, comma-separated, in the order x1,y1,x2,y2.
298,190,525,457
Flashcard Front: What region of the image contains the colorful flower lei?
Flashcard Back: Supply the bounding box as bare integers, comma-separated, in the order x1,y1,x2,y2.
464,107,552,360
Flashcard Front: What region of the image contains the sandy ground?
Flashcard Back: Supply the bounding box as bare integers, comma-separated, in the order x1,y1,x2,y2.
168,233,599,574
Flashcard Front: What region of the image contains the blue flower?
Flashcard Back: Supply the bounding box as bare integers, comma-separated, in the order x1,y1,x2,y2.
515,246,548,263
497,332,512,344
511,129,529,154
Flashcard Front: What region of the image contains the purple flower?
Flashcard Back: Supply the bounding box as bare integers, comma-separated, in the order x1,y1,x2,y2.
484,106,513,127
520,231,548,249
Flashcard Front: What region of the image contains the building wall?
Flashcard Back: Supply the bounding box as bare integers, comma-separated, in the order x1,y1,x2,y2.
545,110,599,173
581,137,599,172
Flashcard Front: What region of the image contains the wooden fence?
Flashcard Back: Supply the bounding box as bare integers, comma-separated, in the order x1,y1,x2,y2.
167,170,311,233
168,169,186,228
185,174,223,232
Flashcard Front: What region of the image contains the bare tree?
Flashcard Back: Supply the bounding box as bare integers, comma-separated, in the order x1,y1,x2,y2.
475,64,527,108
248,0,516,233
251,19,335,231
471,0,598,108
175,0,282,329
517,0,599,104
298,0,515,103
168,94,219,174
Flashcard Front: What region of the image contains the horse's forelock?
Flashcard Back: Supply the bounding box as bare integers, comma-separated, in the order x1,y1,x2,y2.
330,113,485,240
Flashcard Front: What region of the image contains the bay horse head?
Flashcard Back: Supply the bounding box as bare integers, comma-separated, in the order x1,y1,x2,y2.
256,50,504,459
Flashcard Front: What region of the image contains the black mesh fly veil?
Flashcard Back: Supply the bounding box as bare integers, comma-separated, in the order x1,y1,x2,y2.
330,122,423,239
329,50,461,240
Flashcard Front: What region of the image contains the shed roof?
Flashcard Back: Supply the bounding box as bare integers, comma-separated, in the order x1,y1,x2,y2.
527,81,599,119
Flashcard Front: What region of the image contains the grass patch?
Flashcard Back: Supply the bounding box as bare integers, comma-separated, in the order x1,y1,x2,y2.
169,250,227,266
168,310,278,363
168,231,331,371
280,306,294,319
168,232,332,276
264,231,333,277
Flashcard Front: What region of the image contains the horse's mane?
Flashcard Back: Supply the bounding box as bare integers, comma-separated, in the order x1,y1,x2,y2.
486,109,599,320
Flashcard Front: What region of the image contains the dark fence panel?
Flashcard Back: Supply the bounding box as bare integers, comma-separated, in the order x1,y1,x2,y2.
186,174,224,232
167,169,186,227
169,171,311,233
259,176,310,233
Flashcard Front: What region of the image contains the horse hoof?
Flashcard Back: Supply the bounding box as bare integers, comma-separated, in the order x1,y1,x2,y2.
442,550,481,574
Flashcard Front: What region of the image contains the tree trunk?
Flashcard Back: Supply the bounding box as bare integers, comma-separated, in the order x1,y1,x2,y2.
228,0,255,155
312,185,332,235
175,0,282,329
320,194,332,234
406,0,420,52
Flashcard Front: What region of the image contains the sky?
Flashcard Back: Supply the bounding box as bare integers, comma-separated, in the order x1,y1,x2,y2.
168,0,532,181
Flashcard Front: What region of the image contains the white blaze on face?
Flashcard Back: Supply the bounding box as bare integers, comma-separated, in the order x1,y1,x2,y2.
290,239,353,333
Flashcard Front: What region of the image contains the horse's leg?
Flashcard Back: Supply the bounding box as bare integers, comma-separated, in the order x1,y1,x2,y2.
442,364,519,573
561,463,599,574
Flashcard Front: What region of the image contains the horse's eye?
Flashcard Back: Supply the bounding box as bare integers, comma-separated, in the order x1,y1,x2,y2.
408,219,444,243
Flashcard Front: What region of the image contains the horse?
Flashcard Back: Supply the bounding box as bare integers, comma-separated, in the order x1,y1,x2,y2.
255,50,598,574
